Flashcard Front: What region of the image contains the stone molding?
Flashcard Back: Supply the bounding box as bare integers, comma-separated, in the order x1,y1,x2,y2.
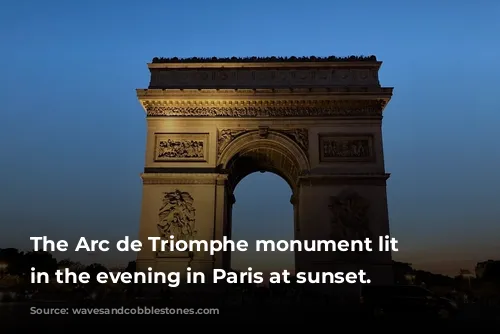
141,173,228,185
298,173,390,186
137,87,393,97
140,99,387,118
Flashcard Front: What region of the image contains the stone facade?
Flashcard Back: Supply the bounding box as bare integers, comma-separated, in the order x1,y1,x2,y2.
136,56,394,290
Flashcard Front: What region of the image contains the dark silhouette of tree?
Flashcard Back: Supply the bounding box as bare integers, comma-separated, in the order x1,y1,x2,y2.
393,261,414,284
0,248,25,276
85,263,108,275
58,259,75,267
58,258,84,273
392,261,454,287
84,263,108,285
413,269,453,287
23,251,58,276
481,260,500,282
124,261,136,273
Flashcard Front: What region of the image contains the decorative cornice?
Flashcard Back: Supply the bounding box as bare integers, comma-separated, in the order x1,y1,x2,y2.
141,99,386,118
298,173,390,186
151,56,377,64
141,173,228,185
137,87,393,97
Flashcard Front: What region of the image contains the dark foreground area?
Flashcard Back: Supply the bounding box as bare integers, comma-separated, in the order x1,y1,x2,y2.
1,281,500,331
1,290,499,331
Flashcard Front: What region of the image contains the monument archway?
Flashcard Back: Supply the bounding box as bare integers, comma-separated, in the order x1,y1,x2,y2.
219,129,309,270
136,56,394,286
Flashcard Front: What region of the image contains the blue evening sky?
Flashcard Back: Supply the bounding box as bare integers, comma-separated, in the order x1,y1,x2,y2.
1,0,499,275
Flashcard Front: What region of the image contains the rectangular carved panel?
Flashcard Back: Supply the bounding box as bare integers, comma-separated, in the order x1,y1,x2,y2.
319,134,374,162
154,133,209,162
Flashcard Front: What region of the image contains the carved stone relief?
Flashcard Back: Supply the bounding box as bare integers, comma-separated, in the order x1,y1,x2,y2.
154,133,208,162
143,100,386,118
319,134,374,162
217,129,249,155
258,126,269,138
217,128,309,157
329,191,372,243
157,190,197,242
277,129,309,153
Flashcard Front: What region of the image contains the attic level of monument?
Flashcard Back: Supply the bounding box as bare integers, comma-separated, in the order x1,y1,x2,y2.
146,55,387,89
139,55,392,118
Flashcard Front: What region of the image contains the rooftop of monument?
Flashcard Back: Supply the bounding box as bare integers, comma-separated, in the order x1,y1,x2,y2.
151,55,378,63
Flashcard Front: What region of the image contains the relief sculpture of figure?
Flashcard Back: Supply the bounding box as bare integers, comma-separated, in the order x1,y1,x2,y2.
351,142,366,157
329,191,371,242
217,129,248,155
157,190,197,242
284,129,308,153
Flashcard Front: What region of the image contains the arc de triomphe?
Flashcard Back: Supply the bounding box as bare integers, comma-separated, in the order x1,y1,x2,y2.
136,56,394,286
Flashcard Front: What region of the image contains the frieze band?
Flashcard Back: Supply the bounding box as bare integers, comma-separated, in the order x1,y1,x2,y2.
143,100,386,118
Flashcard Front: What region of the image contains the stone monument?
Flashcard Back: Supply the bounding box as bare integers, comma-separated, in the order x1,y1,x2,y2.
135,56,394,292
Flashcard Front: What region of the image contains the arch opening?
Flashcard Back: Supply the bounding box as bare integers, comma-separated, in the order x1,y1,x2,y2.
219,130,310,194
230,171,295,274
221,134,307,276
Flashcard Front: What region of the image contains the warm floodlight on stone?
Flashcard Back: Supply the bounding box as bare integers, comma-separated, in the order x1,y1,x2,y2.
135,55,394,294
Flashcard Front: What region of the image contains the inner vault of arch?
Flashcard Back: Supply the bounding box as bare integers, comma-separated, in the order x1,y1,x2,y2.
218,131,310,195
